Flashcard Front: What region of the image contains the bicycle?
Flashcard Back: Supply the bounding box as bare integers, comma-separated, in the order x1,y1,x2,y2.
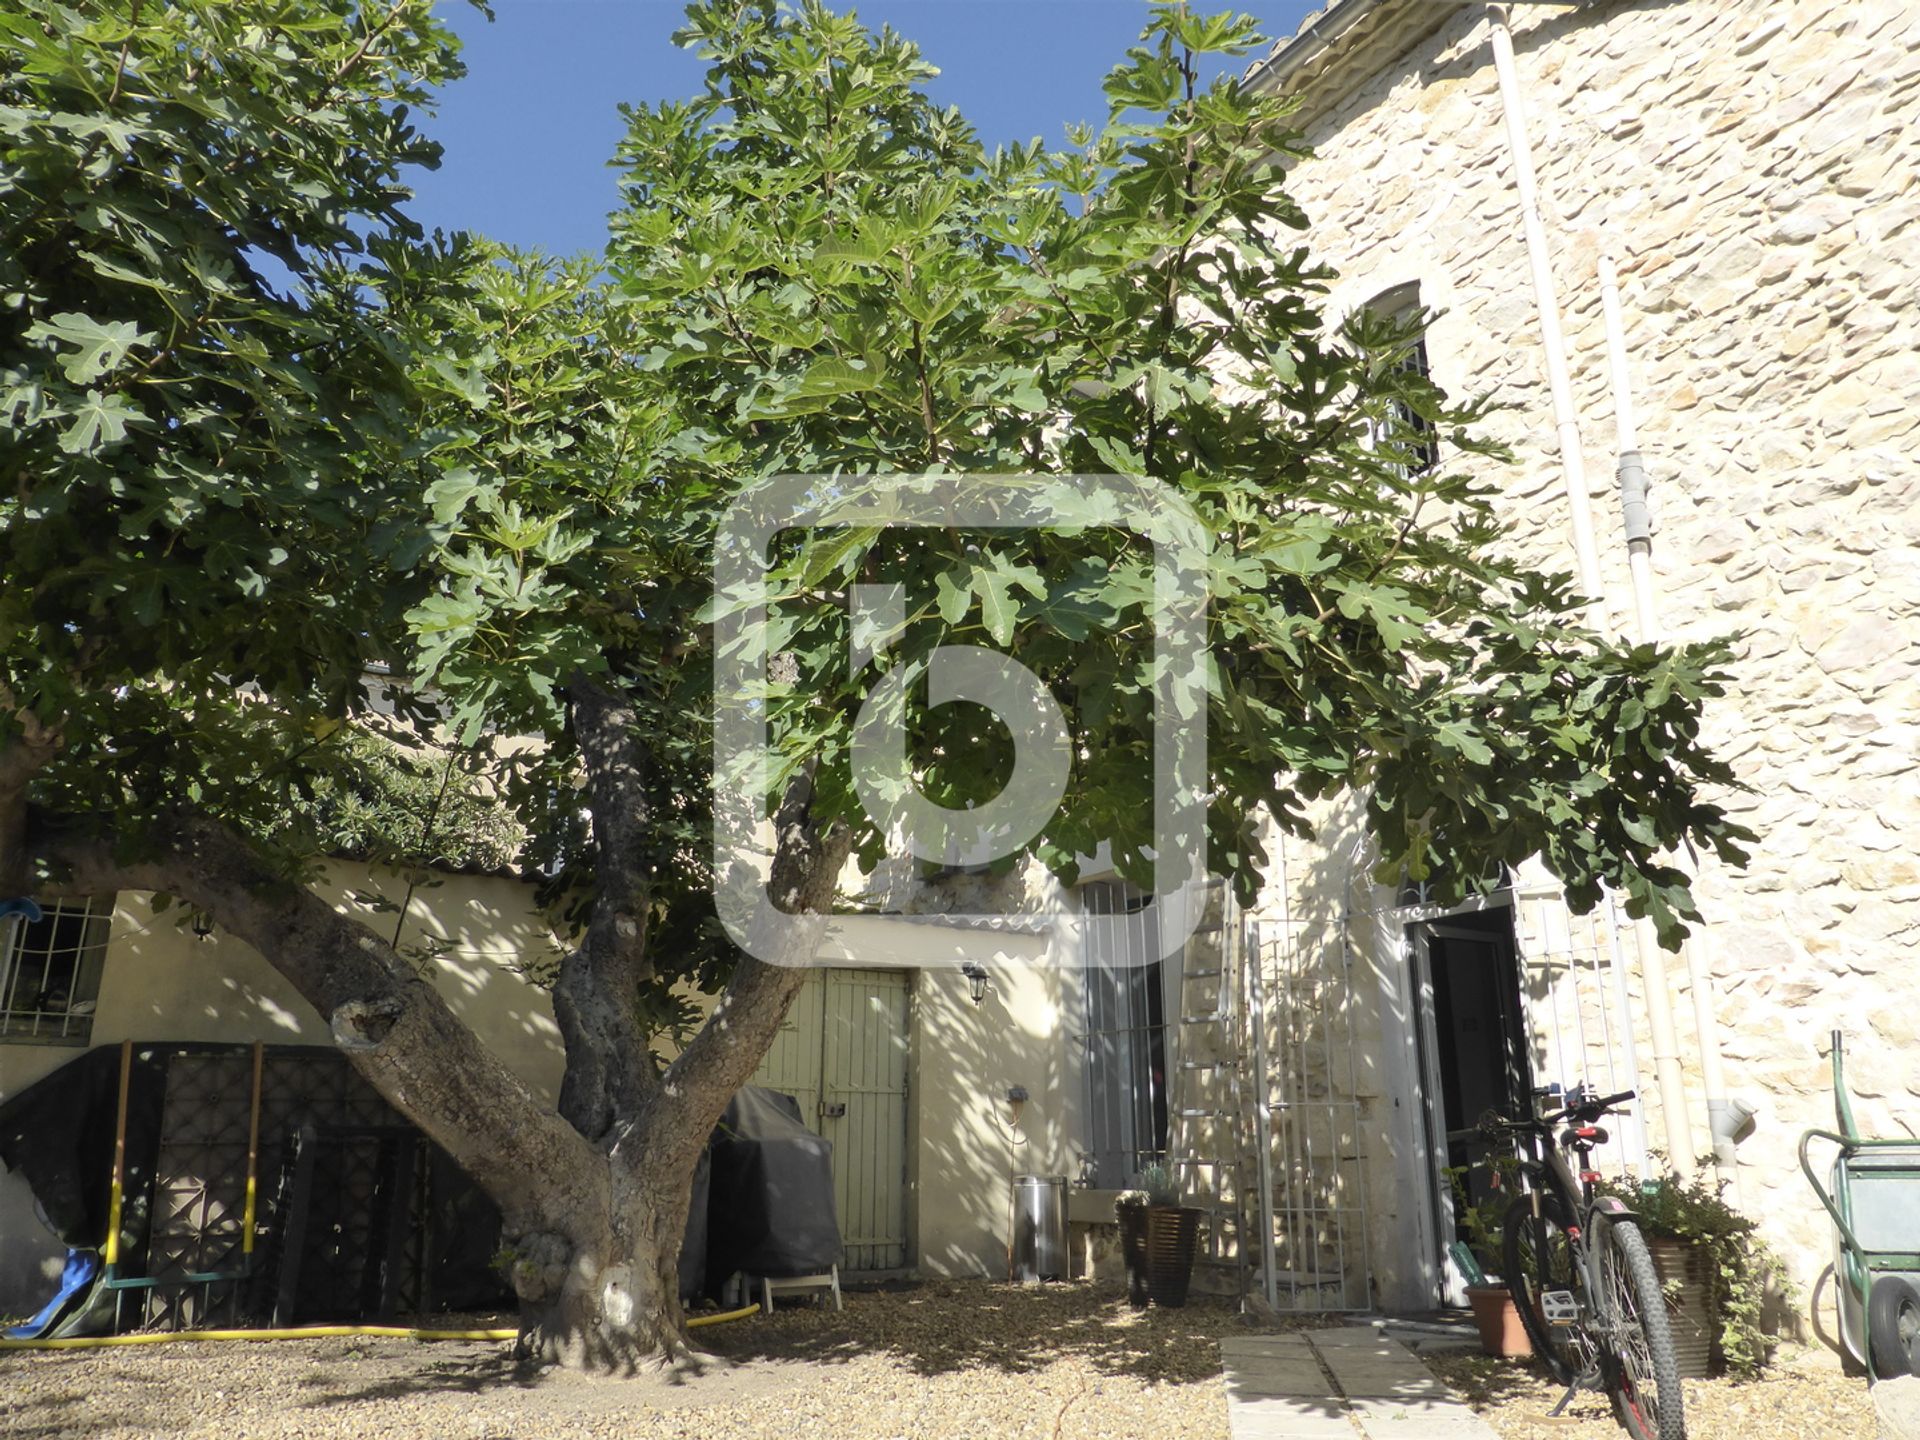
1449,1086,1686,1440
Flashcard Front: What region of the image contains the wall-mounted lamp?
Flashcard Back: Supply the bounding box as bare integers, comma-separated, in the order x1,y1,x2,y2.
1006,1084,1029,1127
961,961,991,1006
191,912,215,940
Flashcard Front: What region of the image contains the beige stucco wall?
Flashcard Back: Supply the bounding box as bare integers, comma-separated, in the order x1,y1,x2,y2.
1251,0,1920,1324
820,918,1084,1279
657,909,1084,1282
0,864,564,1314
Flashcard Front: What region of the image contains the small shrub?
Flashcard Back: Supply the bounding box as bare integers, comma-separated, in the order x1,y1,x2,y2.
1599,1161,1791,1379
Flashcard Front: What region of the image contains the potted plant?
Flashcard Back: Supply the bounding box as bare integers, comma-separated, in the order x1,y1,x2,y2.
1598,1163,1787,1379
1114,1164,1202,1308
1450,1163,1533,1358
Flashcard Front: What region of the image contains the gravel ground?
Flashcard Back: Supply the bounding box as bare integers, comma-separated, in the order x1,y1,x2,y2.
2,1284,1875,1440
1423,1345,1878,1440
0,1281,1282,1440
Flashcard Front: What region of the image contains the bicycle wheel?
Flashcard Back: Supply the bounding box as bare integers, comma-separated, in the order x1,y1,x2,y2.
1599,1218,1686,1440
1502,1192,1587,1385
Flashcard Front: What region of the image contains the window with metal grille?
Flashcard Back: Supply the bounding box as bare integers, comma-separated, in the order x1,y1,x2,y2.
1365,281,1439,475
1078,882,1172,1189
0,899,112,1044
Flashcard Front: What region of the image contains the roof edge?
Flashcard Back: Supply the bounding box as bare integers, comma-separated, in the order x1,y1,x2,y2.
1244,1,1595,127
1244,0,1472,97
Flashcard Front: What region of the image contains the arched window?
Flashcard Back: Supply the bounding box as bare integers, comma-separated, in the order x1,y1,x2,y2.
1365,281,1439,474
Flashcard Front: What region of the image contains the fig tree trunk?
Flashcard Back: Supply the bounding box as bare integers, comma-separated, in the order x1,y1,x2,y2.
508,1154,698,1369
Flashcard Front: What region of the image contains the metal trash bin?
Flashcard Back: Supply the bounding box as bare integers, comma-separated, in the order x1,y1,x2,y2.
1011,1174,1067,1282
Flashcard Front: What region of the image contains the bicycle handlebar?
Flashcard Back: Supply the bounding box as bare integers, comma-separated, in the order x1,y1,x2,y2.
1572,1090,1636,1118
1443,1089,1637,1146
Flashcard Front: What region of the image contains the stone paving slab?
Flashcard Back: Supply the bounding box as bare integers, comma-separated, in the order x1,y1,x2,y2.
1225,1361,1344,1398
1305,1328,1404,1348
1347,1396,1482,1423
1323,1375,1453,1400
1312,1348,1405,1366
1226,1398,1359,1440
1312,1355,1434,1375
1220,1330,1498,1440
1221,1335,1319,1356
1348,1420,1494,1440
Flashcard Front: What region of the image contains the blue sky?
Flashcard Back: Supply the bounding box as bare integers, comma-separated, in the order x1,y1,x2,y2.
408,1,1314,258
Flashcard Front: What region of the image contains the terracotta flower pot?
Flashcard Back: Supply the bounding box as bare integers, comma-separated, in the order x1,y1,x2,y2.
1467,1284,1534,1357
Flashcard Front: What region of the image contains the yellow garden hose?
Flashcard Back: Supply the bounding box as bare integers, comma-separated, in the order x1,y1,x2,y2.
0,1304,761,1351
0,1324,518,1350
687,1303,760,1329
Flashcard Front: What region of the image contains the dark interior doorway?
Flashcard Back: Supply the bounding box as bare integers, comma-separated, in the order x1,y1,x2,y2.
1411,906,1532,1301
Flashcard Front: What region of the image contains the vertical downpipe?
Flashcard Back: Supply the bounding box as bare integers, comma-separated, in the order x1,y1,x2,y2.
1486,3,1607,614
1600,251,1739,1195
1599,252,1658,641
1486,3,1696,1176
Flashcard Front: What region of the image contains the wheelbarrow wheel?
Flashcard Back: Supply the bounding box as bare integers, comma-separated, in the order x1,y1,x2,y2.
1868,1275,1920,1379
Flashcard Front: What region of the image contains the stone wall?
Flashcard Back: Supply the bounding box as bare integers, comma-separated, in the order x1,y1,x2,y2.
1254,0,1920,1326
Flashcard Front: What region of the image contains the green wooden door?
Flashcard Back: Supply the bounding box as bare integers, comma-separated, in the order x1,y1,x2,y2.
750,967,910,1272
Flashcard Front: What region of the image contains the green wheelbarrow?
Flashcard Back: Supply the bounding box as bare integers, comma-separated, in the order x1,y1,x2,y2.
1800,1029,1920,1381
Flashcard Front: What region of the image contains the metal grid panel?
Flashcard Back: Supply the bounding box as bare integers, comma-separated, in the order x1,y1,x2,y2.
1166,885,1248,1296
0,898,110,1044
1248,876,1373,1313
141,1052,251,1328
286,1130,422,1324
131,1046,431,1330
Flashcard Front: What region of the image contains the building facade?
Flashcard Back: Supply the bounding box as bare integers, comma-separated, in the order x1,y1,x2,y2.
0,863,1083,1315
1199,0,1920,1324
7,0,1913,1337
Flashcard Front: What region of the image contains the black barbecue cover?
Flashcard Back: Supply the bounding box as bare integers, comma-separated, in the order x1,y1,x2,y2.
703,1087,842,1284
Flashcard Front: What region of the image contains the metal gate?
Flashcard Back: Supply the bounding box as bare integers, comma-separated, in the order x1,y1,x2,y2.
751,967,911,1272
1246,907,1373,1312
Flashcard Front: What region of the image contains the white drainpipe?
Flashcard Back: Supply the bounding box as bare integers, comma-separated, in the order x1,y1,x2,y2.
1485,4,1606,616
1599,251,1751,1195
1486,3,1696,1175
1598,254,1659,642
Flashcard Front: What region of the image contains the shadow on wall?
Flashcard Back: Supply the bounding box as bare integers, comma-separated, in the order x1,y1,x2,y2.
841,915,1076,1283
1246,789,1402,1311
324,861,567,1085
79,865,567,1105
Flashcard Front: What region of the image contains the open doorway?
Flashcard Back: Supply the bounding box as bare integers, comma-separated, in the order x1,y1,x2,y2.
1409,906,1532,1306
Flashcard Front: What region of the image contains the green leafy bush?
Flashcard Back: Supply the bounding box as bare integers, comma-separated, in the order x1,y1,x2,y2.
1600,1163,1789,1378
